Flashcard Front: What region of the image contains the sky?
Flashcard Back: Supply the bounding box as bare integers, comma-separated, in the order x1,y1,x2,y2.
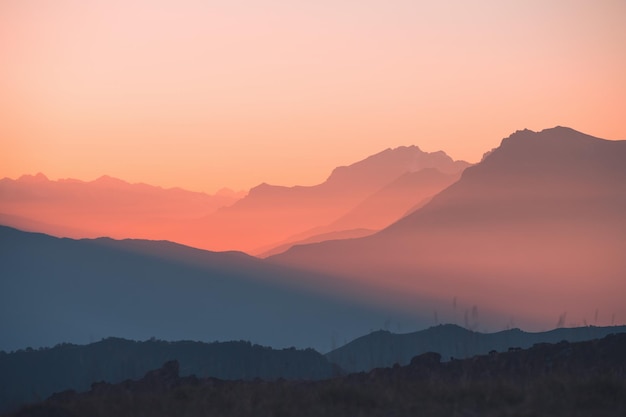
1,0,625,193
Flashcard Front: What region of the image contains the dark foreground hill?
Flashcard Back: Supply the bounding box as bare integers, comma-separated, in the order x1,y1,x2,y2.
0,338,340,414
3,325,622,412
0,225,427,354
8,333,626,417
327,323,626,372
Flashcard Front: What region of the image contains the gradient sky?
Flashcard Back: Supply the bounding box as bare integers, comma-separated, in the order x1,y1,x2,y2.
2,0,625,193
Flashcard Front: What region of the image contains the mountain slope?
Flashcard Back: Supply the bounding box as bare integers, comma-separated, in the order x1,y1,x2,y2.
327,167,461,232
257,167,461,257
326,323,626,373
270,127,626,330
0,226,427,354
258,228,377,258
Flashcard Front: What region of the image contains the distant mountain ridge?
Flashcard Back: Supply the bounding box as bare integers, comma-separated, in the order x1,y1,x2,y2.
326,323,626,373
1,147,469,255
321,145,467,190
257,167,462,257
0,174,244,241
172,146,470,253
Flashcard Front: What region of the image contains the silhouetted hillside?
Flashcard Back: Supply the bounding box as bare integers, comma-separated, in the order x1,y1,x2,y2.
326,323,626,372
0,338,339,413
8,334,626,417
0,226,427,354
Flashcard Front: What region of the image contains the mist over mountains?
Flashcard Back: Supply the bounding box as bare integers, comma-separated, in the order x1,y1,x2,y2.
173,145,469,253
0,174,244,241
0,146,469,255
257,166,462,258
1,126,625,356
2,126,626,416
270,127,626,330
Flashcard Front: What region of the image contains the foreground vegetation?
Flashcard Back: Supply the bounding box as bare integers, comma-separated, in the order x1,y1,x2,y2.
8,333,626,417
16,374,625,417
0,338,337,412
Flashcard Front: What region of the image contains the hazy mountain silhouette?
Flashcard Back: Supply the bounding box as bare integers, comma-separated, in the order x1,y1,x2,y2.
326,323,626,373
271,127,626,330
1,149,467,255
0,337,339,413
0,174,244,241
0,226,430,355
257,167,461,257
326,167,461,231
174,146,469,253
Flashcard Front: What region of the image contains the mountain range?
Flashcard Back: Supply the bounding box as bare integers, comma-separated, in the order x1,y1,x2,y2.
0,174,244,241
270,127,626,330
0,147,469,255
1,126,625,356
172,145,469,253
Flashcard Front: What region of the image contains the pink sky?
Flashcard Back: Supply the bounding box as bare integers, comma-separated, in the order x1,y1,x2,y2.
2,0,625,193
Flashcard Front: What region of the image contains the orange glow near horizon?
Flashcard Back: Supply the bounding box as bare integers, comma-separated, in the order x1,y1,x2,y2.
2,1,626,193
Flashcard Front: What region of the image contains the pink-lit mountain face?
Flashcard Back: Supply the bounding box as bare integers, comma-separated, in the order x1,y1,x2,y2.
270,127,626,330
0,147,468,254
257,167,462,257
173,146,469,253
0,175,244,240
314,167,462,233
